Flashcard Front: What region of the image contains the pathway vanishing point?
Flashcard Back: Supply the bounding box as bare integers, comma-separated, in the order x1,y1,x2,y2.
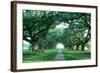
55,49,65,61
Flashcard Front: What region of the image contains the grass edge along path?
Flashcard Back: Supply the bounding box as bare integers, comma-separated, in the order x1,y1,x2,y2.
23,49,58,63
62,49,91,60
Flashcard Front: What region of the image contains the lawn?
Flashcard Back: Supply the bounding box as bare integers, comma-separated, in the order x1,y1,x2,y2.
23,49,58,63
62,49,91,60
23,48,91,63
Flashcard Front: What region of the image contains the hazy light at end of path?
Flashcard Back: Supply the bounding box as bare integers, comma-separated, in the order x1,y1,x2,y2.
56,43,64,49
55,22,69,30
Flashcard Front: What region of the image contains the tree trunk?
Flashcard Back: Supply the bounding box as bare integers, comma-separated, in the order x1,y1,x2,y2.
32,42,36,53
81,44,85,51
76,44,79,50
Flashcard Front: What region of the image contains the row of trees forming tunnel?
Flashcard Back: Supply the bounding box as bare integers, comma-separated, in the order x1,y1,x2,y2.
23,10,91,52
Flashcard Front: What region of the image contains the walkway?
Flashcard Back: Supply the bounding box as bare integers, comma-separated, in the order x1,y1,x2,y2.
55,49,65,61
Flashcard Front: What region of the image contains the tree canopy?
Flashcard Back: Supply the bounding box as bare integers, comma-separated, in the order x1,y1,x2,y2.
23,10,91,52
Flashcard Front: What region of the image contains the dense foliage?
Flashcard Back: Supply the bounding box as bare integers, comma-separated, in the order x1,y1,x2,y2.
23,10,91,52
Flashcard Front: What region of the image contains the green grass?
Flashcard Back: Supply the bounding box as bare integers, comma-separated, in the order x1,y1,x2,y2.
62,49,91,60
23,48,91,63
23,49,57,63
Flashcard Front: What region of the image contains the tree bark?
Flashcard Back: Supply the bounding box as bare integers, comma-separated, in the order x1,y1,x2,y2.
76,44,79,50
81,44,85,51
